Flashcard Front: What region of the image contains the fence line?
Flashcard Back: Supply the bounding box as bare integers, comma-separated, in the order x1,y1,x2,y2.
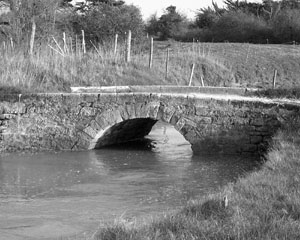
1,31,230,87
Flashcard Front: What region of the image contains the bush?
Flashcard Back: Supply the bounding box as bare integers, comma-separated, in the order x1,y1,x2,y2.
272,9,300,43
4,0,60,46
211,11,272,43
71,3,144,44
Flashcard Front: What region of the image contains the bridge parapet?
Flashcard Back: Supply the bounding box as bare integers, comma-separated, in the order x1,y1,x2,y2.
70,85,255,96
0,90,299,155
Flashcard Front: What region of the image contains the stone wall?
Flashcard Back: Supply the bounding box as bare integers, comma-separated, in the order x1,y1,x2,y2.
0,92,299,155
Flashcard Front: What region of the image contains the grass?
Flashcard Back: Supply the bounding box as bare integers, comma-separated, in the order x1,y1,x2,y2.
247,87,300,99
2,40,300,93
2,39,300,239
94,118,300,240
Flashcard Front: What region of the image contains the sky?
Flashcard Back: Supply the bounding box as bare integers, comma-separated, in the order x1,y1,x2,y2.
125,0,226,20
70,0,262,21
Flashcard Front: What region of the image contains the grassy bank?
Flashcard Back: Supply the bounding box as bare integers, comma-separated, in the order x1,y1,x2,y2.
2,41,300,93
94,119,300,240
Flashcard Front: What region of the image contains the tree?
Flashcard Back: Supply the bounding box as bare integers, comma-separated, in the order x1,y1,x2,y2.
261,0,282,21
60,0,73,7
145,13,159,36
156,5,185,40
2,0,61,46
72,2,144,43
281,0,300,9
272,8,300,42
75,0,125,12
224,0,265,16
212,11,271,43
195,7,219,28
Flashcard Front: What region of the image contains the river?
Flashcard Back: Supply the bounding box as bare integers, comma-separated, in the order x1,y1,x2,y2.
0,121,260,240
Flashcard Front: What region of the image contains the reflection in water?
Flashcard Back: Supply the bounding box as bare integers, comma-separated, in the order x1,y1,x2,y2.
0,121,260,217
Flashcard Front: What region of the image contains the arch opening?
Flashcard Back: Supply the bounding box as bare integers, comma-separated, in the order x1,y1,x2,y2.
92,118,158,149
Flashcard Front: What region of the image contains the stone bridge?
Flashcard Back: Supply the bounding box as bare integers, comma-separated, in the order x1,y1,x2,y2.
0,86,299,155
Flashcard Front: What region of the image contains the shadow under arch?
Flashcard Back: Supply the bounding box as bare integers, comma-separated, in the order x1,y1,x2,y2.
90,118,158,149
86,100,196,150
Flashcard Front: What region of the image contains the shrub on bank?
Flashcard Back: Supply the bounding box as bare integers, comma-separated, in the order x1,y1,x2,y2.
210,11,272,43
249,88,300,99
70,3,145,45
272,9,300,44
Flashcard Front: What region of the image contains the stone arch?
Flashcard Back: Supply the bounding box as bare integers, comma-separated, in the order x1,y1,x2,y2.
82,101,197,150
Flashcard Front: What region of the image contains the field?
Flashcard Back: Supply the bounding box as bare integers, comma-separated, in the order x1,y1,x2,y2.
2,41,300,239
2,40,300,93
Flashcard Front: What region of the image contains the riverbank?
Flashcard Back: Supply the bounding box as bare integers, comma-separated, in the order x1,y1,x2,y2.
95,118,300,239
1,42,300,93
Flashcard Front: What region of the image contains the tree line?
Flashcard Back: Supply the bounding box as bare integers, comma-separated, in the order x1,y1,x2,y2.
147,0,300,44
0,0,144,49
1,0,300,49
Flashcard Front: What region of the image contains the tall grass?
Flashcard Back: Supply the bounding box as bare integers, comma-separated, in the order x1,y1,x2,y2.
94,118,300,240
0,39,238,93
2,40,300,94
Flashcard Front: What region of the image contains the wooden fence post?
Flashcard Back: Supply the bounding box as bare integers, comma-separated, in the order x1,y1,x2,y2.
10,37,14,49
165,48,170,80
200,75,205,87
273,69,277,89
149,37,153,68
63,32,67,53
125,30,131,62
188,63,195,86
29,17,36,55
114,33,118,55
82,30,86,54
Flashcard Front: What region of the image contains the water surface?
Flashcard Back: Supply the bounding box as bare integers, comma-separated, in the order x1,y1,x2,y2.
0,122,260,239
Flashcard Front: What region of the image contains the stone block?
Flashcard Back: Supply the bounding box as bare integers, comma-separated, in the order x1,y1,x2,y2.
156,105,165,120
146,102,160,119
134,102,145,118
111,110,123,123
175,118,185,131
95,113,110,129
250,135,263,144
254,125,272,132
195,106,210,116
83,126,98,138
116,93,135,104
79,107,97,117
89,120,102,132
118,106,130,120
1,114,17,120
169,113,180,126
137,103,149,118
1,102,26,114
184,130,197,142
242,144,258,153
0,126,8,134
250,118,264,126
161,106,176,122
81,93,100,104
125,104,136,119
